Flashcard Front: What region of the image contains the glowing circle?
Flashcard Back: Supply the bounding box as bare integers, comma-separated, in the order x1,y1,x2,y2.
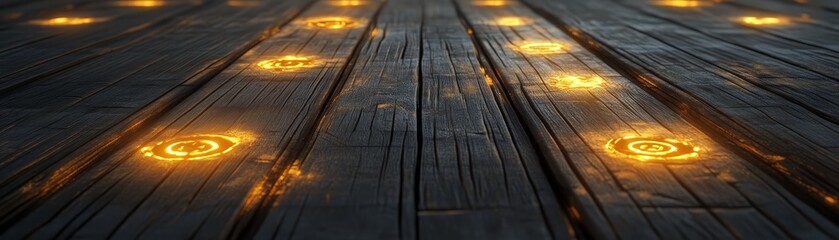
307,17,356,29
141,134,240,161
551,75,604,89
257,56,315,71
518,42,568,54
32,17,100,26
606,136,699,162
741,16,786,25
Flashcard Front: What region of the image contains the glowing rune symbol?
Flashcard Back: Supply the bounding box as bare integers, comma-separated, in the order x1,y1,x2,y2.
307,17,356,29
518,42,567,54
606,136,699,162
257,56,314,71
141,134,240,161
551,76,604,89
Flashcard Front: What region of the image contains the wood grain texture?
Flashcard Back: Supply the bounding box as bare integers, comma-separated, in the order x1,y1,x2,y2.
419,0,571,238
252,0,422,238
0,0,208,93
0,0,315,231
617,0,839,122
0,0,381,238
523,0,839,217
456,0,839,238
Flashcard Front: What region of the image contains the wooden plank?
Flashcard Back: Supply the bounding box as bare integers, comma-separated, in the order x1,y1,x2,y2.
523,0,839,217
0,0,207,92
614,0,839,122
0,0,100,25
0,0,315,231
250,0,421,237
418,0,572,238
456,0,839,238
731,0,839,27
0,0,380,238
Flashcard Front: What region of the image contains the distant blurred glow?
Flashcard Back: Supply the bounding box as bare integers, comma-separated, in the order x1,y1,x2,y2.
496,17,529,26
473,0,507,6
741,16,787,25
113,0,166,7
328,0,366,6
227,0,260,7
31,17,102,26
651,0,713,7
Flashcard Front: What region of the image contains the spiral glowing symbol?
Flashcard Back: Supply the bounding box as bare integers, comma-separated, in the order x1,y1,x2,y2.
606,136,699,162
551,75,604,89
518,42,568,54
307,17,356,29
257,56,314,71
141,134,240,161
32,17,101,26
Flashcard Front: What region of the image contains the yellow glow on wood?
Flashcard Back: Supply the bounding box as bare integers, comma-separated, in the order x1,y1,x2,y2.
31,17,101,26
473,0,507,6
257,56,315,71
741,16,787,25
113,0,166,7
551,75,604,89
606,136,699,162
651,0,713,7
328,0,366,6
496,17,529,26
141,134,240,161
517,42,568,54
227,0,259,7
306,17,357,29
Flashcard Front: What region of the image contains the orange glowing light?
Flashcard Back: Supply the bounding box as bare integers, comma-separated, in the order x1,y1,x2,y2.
328,0,366,6
113,0,166,7
651,0,713,7
741,16,787,25
257,56,315,71
31,17,101,26
551,75,604,89
227,0,259,7
473,0,508,6
496,17,529,26
518,42,568,54
307,17,357,29
606,136,699,162
141,134,240,161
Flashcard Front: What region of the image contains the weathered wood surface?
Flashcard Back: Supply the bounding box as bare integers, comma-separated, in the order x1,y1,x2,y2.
456,0,838,238
523,0,839,217
0,0,314,229
252,0,574,239
0,0,381,238
0,0,838,238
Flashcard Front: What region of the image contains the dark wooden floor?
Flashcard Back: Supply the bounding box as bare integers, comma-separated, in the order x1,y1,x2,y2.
1,0,838,239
